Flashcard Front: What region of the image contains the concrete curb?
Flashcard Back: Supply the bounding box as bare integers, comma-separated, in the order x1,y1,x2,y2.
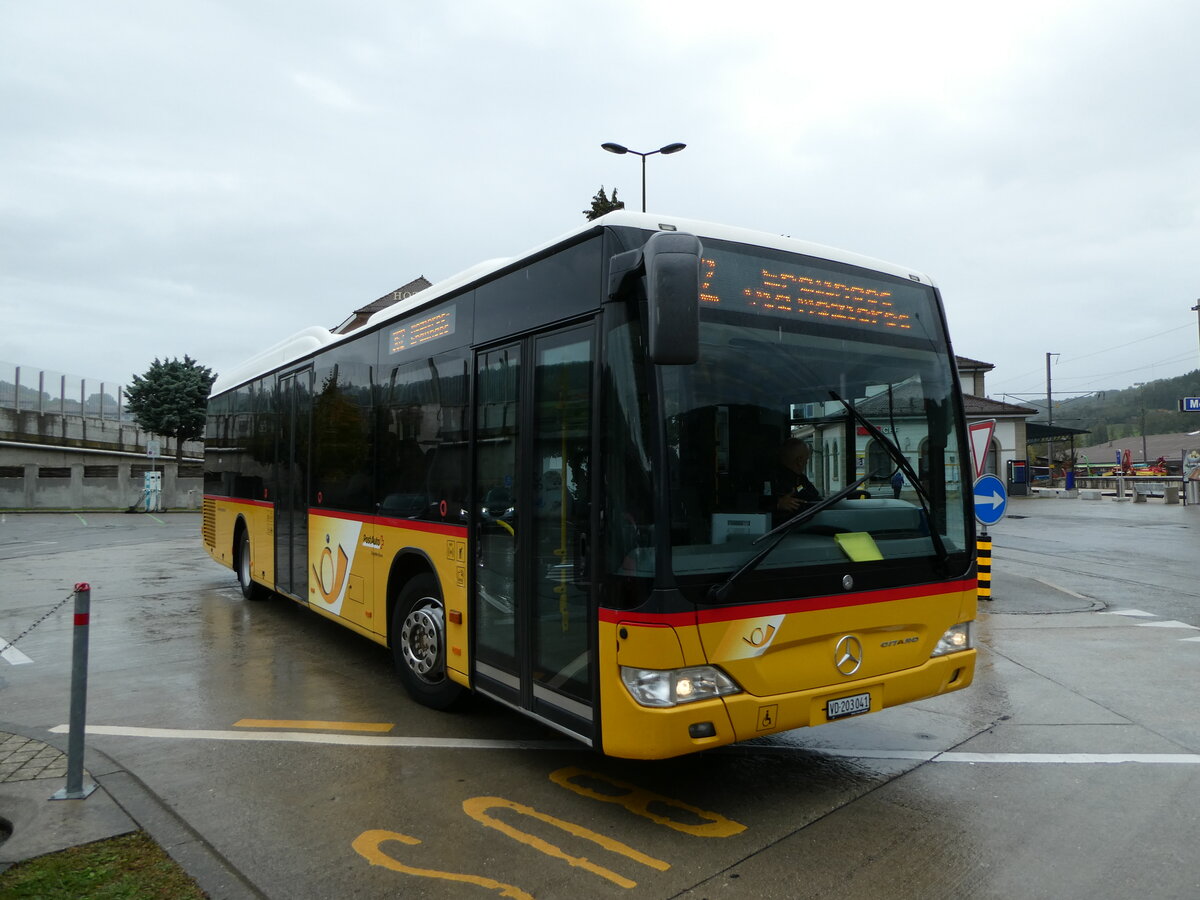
0,722,264,898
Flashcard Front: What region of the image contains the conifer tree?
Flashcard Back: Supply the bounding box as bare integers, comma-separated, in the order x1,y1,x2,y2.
125,356,216,462
583,185,625,220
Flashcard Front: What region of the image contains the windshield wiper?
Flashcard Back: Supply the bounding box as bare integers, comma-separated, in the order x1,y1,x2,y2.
828,390,949,571
704,472,873,605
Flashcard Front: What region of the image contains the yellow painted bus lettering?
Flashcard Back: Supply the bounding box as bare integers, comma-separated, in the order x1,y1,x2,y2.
549,767,746,838
462,796,669,889
352,829,533,900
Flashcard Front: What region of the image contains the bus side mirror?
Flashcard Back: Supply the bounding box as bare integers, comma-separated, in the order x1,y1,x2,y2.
644,232,701,365
607,231,701,365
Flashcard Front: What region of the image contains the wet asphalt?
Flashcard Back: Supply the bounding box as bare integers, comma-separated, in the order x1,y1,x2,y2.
1,497,1198,898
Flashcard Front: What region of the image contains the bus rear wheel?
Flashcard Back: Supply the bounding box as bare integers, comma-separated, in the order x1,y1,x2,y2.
237,529,267,601
392,574,463,710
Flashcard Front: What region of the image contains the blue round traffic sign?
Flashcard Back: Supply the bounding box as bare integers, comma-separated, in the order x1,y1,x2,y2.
973,473,1008,526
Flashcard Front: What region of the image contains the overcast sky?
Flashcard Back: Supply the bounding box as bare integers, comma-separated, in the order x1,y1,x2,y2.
3,0,1199,410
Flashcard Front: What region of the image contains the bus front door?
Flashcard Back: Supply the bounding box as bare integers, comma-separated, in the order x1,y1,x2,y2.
275,368,312,602
473,325,596,743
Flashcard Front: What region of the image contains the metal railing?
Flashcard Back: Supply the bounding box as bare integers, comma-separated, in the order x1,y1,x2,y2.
0,360,129,420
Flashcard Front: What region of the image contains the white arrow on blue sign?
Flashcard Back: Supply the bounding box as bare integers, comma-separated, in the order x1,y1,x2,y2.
973,473,1008,526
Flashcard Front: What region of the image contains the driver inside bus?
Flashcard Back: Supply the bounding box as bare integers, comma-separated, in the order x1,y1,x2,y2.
770,438,821,517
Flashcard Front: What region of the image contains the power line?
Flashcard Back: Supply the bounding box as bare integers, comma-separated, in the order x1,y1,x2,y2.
1043,353,1199,385
993,351,1199,396
987,321,1197,394
1062,323,1193,364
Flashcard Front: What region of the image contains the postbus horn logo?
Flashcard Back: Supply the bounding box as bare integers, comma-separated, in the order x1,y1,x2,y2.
314,542,350,605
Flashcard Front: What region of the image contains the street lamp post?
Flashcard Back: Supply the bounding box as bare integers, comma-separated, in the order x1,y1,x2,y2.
601,141,687,212
1192,300,1200,370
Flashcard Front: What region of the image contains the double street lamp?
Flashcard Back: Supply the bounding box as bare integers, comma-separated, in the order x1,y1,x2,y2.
601,141,687,212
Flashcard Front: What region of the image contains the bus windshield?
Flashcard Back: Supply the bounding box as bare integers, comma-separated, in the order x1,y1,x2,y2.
605,239,970,588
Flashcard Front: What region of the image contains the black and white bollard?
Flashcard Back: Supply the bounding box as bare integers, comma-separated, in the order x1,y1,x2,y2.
51,582,97,800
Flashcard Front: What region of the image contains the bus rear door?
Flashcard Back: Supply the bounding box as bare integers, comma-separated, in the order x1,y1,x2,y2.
275,367,312,602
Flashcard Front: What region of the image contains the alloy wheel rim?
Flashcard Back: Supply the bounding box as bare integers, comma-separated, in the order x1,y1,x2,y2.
401,600,445,684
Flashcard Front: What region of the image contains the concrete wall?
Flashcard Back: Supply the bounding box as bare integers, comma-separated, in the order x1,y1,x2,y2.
0,408,203,510
0,407,150,453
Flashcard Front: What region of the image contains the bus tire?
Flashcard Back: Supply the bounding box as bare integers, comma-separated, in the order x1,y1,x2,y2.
392,573,462,710
237,529,267,601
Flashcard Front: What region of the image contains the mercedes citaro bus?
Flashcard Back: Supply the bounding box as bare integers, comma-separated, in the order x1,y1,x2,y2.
202,211,976,759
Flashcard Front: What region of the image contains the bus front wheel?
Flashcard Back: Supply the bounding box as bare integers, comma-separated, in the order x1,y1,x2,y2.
236,530,267,601
392,574,462,710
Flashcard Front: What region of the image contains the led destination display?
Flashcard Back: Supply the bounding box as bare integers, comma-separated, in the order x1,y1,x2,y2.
389,307,456,354
699,250,919,332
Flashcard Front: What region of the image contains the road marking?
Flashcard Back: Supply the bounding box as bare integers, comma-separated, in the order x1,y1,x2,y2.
51,724,575,750
1029,576,1091,601
761,747,1200,764
49,725,1200,764
1,639,34,665
234,718,394,733
935,752,1200,765
354,829,534,900
1095,610,1200,642
550,767,746,837
464,797,669,888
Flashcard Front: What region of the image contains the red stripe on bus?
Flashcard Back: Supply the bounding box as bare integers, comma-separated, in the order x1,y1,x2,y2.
599,579,976,626
207,498,468,537
315,508,468,537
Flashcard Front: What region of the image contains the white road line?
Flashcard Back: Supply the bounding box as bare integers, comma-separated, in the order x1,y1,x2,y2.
1135,620,1200,630
796,747,938,761
1099,609,1157,617
936,752,1200,765
50,724,576,751
1028,576,1091,601
1,639,33,665
48,725,1200,764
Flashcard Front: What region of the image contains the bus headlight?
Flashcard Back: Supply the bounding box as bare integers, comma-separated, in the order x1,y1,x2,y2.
620,665,741,708
931,622,972,657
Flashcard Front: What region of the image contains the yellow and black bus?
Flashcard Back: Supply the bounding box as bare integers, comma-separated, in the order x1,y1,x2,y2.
202,211,976,759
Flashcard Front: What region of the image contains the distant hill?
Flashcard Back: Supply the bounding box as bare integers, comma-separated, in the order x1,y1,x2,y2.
1023,369,1200,444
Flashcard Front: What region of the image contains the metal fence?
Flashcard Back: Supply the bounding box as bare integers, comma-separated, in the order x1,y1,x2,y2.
0,361,129,420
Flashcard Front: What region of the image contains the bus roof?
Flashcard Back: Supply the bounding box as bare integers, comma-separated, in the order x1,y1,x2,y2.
211,211,935,395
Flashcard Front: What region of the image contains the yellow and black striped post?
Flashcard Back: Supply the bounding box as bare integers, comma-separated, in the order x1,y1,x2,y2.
977,531,992,601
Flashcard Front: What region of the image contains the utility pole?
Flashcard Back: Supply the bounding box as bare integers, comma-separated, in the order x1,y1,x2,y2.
1046,352,1059,481
1140,407,1148,462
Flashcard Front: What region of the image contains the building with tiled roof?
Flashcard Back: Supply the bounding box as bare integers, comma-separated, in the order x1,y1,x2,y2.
332,276,433,335
956,357,1039,485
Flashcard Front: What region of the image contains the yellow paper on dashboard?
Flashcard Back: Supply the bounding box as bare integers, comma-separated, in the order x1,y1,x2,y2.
834,531,883,562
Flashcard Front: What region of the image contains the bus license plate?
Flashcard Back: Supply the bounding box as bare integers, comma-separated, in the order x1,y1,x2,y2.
826,692,871,720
